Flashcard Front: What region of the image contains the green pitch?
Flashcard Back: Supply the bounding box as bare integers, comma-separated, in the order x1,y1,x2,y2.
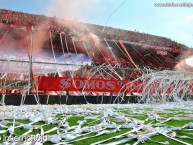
0,102,193,145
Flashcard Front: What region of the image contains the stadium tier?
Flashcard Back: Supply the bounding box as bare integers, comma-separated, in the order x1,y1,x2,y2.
0,9,191,104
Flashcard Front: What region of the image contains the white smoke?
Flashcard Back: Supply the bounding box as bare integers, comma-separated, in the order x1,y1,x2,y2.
175,50,193,72
185,57,193,67
46,0,104,22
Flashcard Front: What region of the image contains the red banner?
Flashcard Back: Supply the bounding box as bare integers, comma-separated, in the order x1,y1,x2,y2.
38,77,142,93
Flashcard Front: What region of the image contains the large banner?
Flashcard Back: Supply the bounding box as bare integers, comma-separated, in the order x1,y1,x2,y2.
38,77,142,93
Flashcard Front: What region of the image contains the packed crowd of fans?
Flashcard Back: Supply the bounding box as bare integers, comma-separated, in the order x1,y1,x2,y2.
0,9,188,51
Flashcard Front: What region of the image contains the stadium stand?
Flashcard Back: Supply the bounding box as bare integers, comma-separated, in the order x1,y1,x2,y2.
0,9,191,104
0,9,188,50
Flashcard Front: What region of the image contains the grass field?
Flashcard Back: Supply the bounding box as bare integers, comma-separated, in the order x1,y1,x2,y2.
0,102,193,145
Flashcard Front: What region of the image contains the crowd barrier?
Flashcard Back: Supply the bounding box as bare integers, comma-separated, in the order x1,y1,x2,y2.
0,95,140,105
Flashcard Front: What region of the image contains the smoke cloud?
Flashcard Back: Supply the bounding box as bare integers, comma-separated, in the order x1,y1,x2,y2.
42,0,118,64
46,0,104,22
1,0,120,66
175,50,193,71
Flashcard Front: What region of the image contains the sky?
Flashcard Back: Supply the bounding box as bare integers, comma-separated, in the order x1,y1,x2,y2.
0,0,193,47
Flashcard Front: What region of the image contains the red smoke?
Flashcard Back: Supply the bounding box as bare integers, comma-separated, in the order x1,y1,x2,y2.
43,0,119,64
0,0,121,65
